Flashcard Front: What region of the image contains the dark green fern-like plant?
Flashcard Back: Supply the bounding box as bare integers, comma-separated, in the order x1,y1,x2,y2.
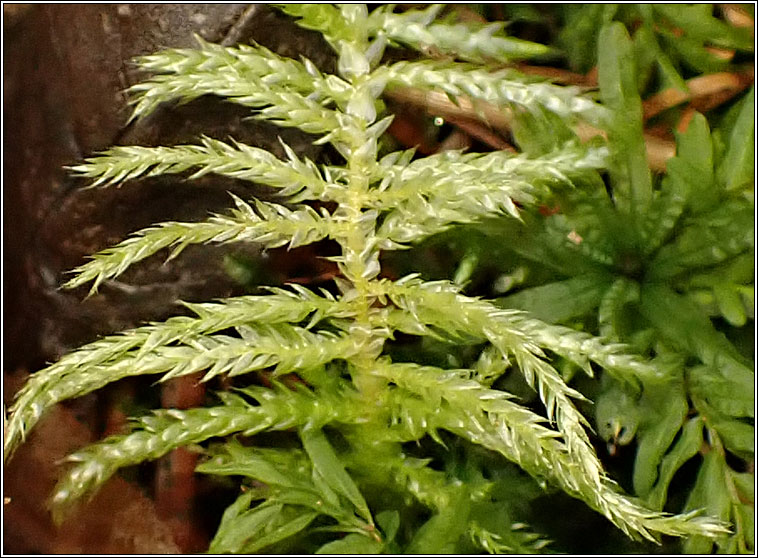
477,21,754,555
556,4,753,87
4,5,731,553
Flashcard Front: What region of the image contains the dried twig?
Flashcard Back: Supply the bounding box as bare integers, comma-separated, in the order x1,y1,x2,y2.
720,4,755,32
155,373,207,552
643,68,755,121
513,64,595,87
385,87,677,171
220,5,263,47
443,115,515,152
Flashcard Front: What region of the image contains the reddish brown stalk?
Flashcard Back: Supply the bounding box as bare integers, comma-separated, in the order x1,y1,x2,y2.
704,45,736,62
448,3,487,23
385,88,511,132
437,128,474,152
155,374,207,552
643,68,754,121
442,114,515,152
720,4,755,32
385,87,678,171
514,63,595,87
101,381,136,437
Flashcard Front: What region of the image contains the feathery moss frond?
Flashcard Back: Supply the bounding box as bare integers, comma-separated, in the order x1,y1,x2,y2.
374,280,631,492
383,61,608,126
374,277,659,383
69,137,330,199
374,359,564,454
4,311,363,459
446,401,728,542
373,145,608,244
369,6,551,63
272,4,359,48
374,360,728,542
374,277,672,527
507,315,664,384
469,521,551,554
63,197,340,294
129,37,353,126
9,323,361,442
279,4,552,65
51,383,360,522
371,143,608,194
130,51,361,141
376,181,526,245
134,37,350,101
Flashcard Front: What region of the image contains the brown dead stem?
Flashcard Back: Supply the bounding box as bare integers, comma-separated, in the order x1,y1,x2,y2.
385,87,677,171
155,373,207,552
514,64,595,87
720,4,755,32
643,68,755,121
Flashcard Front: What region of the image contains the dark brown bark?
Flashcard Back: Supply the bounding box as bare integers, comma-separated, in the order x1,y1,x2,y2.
3,5,335,552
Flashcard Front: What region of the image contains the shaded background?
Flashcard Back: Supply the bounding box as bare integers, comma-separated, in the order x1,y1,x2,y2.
3,5,336,552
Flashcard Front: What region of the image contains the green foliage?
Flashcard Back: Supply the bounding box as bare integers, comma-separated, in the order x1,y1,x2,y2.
598,23,652,220
5,4,749,554
556,4,753,87
480,15,754,555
